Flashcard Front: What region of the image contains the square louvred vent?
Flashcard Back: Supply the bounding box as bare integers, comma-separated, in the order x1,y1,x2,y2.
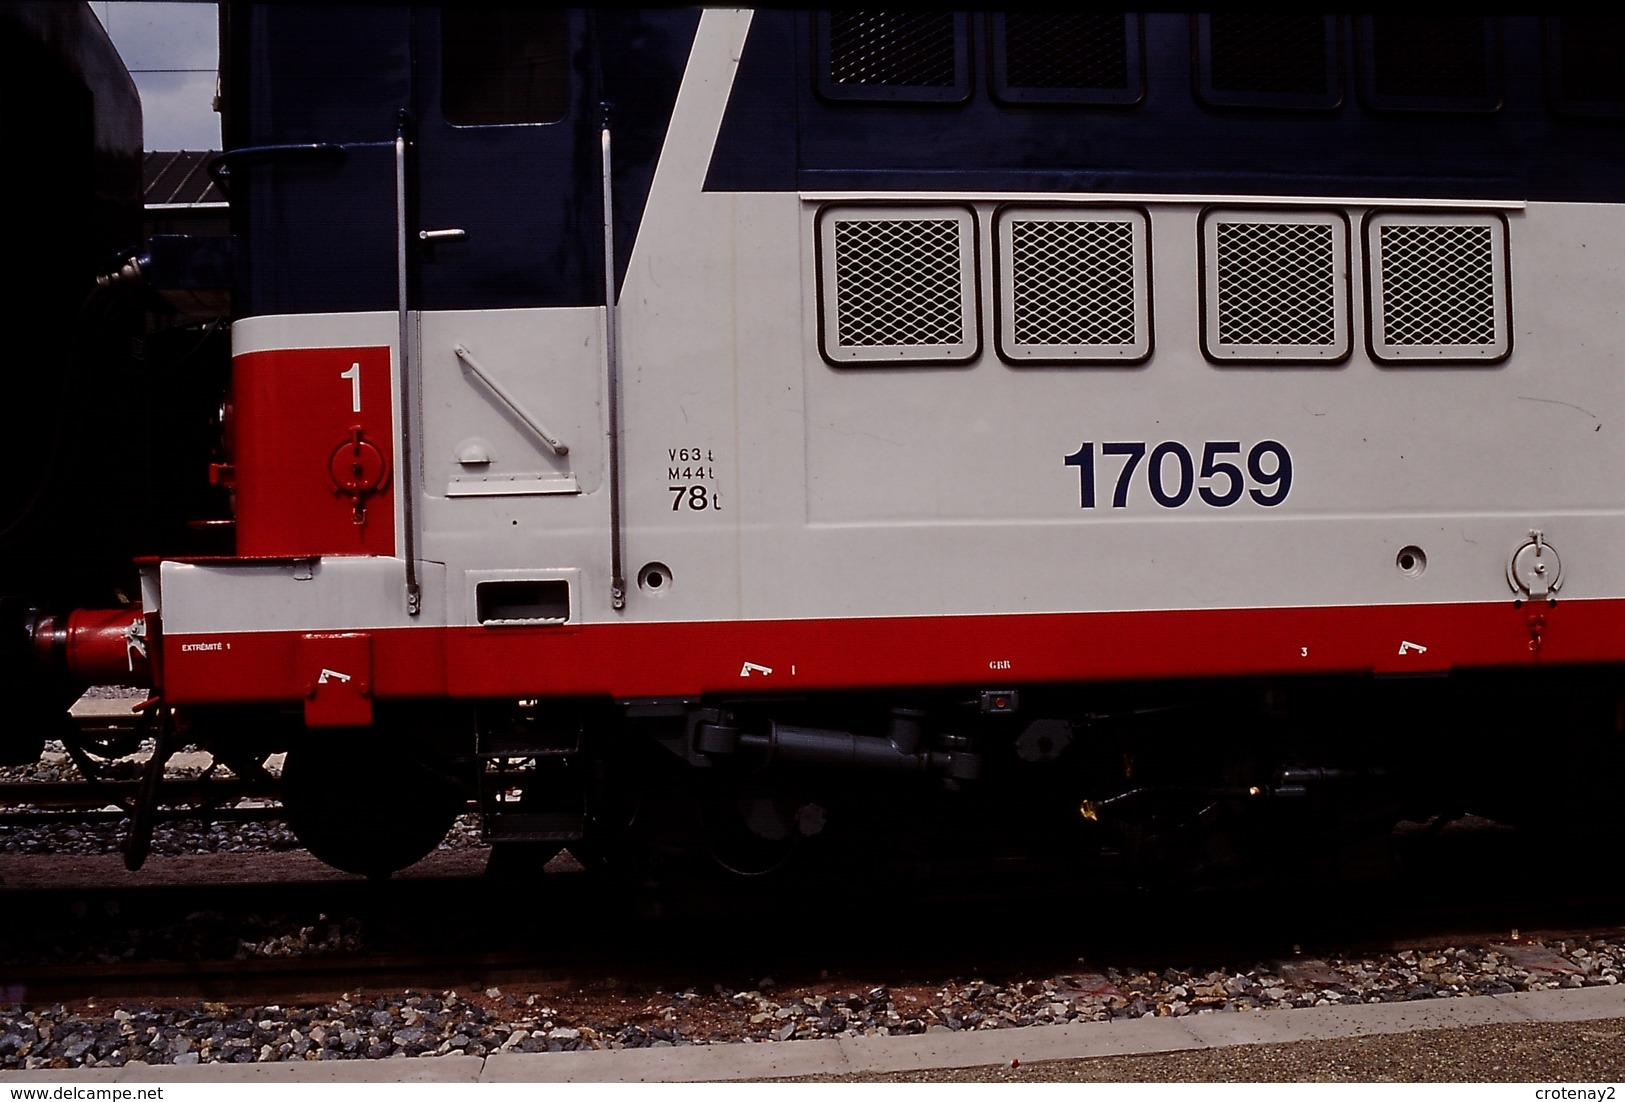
997,207,1150,363
1367,213,1509,362
817,206,979,365
1202,210,1350,363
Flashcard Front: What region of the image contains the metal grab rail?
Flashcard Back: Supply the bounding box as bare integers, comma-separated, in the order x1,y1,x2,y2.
206,142,348,194
602,108,626,611
453,344,570,457
395,114,421,616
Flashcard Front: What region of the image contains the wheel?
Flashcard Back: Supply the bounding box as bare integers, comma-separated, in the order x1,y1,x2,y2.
281,733,467,878
700,779,827,878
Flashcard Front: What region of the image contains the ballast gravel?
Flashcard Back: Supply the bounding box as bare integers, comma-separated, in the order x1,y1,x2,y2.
1,936,1621,1070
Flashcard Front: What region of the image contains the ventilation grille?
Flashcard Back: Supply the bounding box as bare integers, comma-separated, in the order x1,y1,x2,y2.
1550,17,1625,114
998,209,1149,362
1013,220,1134,344
1368,215,1507,361
1380,225,1494,344
1217,223,1335,344
828,12,957,87
1003,13,1128,90
1202,15,1336,105
1363,16,1497,109
820,208,977,364
1203,212,1348,361
835,220,962,345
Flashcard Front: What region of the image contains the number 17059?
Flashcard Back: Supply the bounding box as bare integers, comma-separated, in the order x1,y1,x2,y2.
1063,440,1292,509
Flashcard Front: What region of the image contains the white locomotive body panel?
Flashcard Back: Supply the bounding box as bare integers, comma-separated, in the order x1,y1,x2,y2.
159,10,1625,706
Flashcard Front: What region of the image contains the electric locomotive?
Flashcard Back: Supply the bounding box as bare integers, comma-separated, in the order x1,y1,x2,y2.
14,10,1625,880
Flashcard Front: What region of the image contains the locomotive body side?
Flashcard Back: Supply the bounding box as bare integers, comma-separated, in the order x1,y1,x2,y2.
162,11,1625,699
33,9,1625,877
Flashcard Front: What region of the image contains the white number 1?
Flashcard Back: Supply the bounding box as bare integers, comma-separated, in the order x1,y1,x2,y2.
340,362,361,413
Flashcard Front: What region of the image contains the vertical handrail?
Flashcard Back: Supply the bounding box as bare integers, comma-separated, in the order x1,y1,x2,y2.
602,107,626,611
396,111,421,616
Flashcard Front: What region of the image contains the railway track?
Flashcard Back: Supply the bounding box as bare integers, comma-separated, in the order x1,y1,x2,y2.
2,781,1622,1070
0,949,565,1005
4,821,1622,992
1,854,1621,1071
4,705,1622,1044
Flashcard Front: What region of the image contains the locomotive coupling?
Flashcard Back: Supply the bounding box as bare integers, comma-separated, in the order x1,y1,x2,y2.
26,607,152,688
95,253,148,288
94,238,237,318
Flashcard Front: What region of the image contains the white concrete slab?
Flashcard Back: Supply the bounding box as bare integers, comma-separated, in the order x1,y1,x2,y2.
1205,997,1525,1047
7,1054,485,1083
835,1017,1202,1076
485,1039,848,1083
480,986,1625,1083
1497,985,1625,1022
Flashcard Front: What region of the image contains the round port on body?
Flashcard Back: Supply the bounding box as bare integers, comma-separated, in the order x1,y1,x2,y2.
1396,545,1427,577
638,562,672,594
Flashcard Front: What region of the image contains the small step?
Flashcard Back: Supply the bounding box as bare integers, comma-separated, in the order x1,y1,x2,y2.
484,811,584,844
476,730,580,758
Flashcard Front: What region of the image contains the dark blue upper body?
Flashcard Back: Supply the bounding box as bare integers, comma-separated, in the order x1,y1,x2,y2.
223,10,1625,320
709,13,1625,201
223,5,697,318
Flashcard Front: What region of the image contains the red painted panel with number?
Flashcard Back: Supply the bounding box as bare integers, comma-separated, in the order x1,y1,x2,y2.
232,346,396,557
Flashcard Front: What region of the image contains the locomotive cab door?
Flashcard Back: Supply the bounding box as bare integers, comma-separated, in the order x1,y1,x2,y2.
410,8,607,507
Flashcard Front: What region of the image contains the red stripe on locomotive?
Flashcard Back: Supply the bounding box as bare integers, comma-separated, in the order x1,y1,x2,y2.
160,597,1579,707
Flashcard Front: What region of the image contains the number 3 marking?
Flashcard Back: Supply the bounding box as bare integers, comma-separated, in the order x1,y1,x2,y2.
341,362,361,413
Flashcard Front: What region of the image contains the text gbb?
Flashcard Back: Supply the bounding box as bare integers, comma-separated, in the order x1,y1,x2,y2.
1063,440,1292,509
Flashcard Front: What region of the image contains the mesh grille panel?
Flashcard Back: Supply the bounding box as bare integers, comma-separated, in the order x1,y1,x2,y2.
833,219,965,346
1368,16,1490,101
1003,13,1128,90
1010,220,1137,346
1556,17,1625,105
1214,222,1338,346
829,12,957,86
1208,15,1330,96
1378,224,1497,346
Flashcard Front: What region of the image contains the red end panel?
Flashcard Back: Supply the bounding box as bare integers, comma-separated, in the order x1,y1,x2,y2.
232,346,396,557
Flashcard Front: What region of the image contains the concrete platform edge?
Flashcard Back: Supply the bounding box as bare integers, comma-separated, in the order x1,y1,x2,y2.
6,985,1623,1083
